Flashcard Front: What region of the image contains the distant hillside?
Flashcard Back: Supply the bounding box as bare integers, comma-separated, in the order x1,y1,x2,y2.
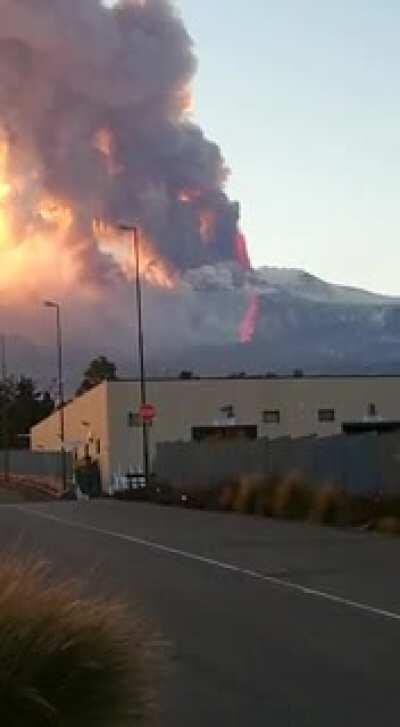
6,267,400,391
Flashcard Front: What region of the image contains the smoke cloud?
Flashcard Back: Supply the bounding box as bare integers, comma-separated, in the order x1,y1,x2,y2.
0,0,244,281
0,0,258,380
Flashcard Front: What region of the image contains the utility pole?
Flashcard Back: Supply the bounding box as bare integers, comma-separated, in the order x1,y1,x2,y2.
44,302,67,492
1,335,9,482
118,224,150,483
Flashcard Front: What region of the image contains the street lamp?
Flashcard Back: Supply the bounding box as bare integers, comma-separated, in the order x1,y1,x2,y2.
118,224,150,483
1,334,9,482
44,300,67,492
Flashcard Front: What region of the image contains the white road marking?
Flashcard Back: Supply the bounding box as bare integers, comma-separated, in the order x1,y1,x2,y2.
17,506,400,623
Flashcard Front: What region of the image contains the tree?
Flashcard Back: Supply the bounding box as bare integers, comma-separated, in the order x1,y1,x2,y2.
179,370,194,380
0,376,55,449
76,356,117,397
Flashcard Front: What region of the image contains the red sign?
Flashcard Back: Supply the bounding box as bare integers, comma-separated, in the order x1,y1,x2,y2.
139,403,156,422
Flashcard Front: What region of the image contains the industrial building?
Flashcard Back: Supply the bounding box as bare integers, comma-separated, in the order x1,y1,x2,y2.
31,375,400,489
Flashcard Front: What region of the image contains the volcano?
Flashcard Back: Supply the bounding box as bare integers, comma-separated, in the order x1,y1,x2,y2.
5,266,400,391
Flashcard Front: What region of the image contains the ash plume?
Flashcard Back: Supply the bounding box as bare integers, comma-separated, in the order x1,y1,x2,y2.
0,0,245,281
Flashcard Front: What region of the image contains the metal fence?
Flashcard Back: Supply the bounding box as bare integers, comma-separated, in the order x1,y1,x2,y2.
154,432,400,495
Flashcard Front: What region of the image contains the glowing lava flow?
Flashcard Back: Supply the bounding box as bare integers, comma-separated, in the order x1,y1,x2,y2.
235,231,251,269
238,293,260,344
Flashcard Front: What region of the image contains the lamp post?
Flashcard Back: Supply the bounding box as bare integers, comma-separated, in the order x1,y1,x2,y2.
118,224,150,483
44,301,67,492
1,335,9,482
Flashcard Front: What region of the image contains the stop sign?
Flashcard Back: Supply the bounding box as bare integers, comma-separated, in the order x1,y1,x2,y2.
139,403,156,422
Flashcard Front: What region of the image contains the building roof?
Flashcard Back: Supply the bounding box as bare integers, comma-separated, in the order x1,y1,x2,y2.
111,373,400,383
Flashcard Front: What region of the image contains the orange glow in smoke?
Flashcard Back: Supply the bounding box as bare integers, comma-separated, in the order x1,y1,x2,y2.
199,209,216,243
93,219,176,289
0,133,81,300
178,188,202,204
0,124,176,301
93,127,121,177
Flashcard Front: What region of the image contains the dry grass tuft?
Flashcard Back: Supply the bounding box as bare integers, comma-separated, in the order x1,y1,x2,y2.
218,482,237,511
273,472,313,520
309,484,350,525
0,555,159,726
232,475,262,514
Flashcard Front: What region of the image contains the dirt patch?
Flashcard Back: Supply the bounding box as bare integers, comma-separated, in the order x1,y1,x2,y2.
0,476,58,503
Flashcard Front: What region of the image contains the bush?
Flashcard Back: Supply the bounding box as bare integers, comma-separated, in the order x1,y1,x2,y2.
218,482,237,511
0,555,158,726
273,472,313,520
309,484,351,526
232,476,260,514
378,495,400,519
349,495,376,526
253,475,280,517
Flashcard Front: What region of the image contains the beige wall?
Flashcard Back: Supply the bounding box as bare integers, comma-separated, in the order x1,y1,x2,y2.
107,376,400,479
31,382,111,485
32,376,400,488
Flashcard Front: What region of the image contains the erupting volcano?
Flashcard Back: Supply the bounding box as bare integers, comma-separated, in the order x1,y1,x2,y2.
0,0,259,351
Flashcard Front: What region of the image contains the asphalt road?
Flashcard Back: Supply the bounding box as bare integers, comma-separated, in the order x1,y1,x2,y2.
1,501,400,726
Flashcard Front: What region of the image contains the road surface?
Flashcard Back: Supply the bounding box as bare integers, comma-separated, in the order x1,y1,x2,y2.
1,500,400,726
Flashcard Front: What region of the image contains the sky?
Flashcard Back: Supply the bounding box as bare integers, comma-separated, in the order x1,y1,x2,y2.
176,0,400,296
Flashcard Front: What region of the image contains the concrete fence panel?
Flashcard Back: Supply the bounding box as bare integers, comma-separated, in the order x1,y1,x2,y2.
154,432,400,495
0,450,73,491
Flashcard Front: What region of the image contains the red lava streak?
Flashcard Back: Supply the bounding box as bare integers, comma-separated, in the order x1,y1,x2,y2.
235,231,251,269
238,293,260,344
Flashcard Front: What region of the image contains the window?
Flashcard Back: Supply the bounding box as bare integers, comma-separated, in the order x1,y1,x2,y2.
84,443,90,459
96,439,101,455
368,403,377,418
263,410,280,424
318,409,335,423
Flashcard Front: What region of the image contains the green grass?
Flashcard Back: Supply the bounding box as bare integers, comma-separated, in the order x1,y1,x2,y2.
0,555,159,726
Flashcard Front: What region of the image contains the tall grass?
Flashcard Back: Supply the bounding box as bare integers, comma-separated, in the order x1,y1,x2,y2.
272,472,313,520
0,555,158,726
232,476,261,514
157,472,400,537
309,484,351,526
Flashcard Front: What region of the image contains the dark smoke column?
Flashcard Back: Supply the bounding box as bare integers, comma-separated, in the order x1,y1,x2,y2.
0,0,251,280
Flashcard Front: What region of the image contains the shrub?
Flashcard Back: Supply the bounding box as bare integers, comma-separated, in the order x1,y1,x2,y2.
349,495,376,526
218,480,239,511
253,475,280,517
309,484,351,526
378,495,400,519
0,555,158,726
273,472,313,520
232,476,260,514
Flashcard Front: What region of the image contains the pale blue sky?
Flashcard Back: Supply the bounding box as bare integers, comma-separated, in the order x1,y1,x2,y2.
177,0,400,295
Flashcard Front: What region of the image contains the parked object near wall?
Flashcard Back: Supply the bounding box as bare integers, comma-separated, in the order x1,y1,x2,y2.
75,457,101,498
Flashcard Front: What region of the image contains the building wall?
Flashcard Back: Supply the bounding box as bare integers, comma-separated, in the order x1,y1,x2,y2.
32,376,400,488
107,376,400,480
31,383,110,486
